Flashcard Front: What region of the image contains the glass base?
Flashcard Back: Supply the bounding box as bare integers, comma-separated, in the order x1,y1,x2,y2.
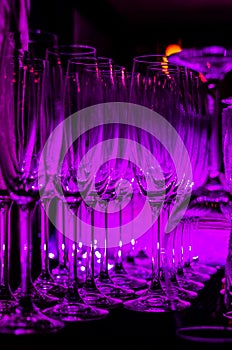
0,286,18,314
124,291,191,313
190,261,218,275
123,263,152,281
0,300,18,315
110,273,148,291
176,275,205,293
96,282,135,301
176,326,232,344
79,288,123,309
42,302,109,322
0,305,64,335
13,286,59,310
33,278,66,300
183,268,210,283
161,283,198,302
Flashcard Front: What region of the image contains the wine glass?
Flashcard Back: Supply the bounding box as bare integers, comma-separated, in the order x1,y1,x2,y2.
30,55,67,302
123,58,198,312
46,48,98,285
169,46,232,206
76,162,123,310
48,55,122,311
0,33,18,316
108,160,149,292
221,106,232,314
95,159,146,298
0,51,65,334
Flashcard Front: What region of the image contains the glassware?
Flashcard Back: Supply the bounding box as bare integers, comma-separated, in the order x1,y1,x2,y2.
108,160,149,292
123,58,204,312
93,160,136,301
0,35,18,315
176,326,232,345
221,106,232,313
51,55,122,311
0,52,64,334
46,49,97,285
169,46,232,206
31,57,66,301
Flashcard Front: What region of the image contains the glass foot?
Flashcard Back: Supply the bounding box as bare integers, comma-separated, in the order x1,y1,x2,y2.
176,275,205,293
124,292,191,313
190,261,217,275
0,305,64,335
79,289,123,309
183,268,210,283
0,300,18,315
33,279,66,300
42,302,109,322
162,285,198,302
110,274,148,291
96,282,135,301
123,263,152,281
13,286,59,310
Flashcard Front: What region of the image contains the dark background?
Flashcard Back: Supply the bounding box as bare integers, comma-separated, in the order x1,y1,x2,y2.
29,0,232,69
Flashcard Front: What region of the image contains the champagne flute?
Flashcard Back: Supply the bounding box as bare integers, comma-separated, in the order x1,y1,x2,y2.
0,33,18,315
0,52,64,334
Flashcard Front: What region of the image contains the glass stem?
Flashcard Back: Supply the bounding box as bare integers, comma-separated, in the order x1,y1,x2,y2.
0,198,12,293
207,82,221,179
77,204,83,259
99,202,110,281
67,213,77,284
183,219,192,268
170,227,179,282
114,201,124,272
179,221,185,272
225,212,232,309
84,208,97,290
66,233,82,302
57,202,68,269
18,204,35,309
40,199,52,277
150,205,162,291
127,196,135,263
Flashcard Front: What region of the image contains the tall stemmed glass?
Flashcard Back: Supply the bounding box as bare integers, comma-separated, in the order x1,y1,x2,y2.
41,147,109,322
148,65,209,289
0,32,18,315
48,56,121,312
45,46,97,285
123,59,194,312
29,55,67,303
0,52,64,334
94,159,137,300
108,159,149,292
169,46,232,205
221,106,232,314
94,63,148,292
124,144,191,312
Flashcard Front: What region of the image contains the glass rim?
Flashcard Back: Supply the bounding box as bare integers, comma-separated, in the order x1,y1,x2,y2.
47,44,97,55
176,326,232,343
133,54,166,64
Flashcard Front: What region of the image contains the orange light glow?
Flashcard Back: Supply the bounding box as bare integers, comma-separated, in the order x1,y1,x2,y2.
165,44,182,57
199,72,207,83
162,44,182,75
